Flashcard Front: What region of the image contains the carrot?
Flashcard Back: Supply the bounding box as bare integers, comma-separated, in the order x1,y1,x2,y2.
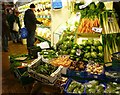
78,26,82,32
85,21,90,28
93,18,100,27
89,20,94,28
81,27,86,33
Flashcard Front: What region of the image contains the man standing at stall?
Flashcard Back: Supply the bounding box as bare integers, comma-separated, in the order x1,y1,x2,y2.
24,3,42,55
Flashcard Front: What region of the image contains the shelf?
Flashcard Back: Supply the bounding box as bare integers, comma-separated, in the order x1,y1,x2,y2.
77,32,101,37
37,15,51,19
35,35,51,45
37,25,51,29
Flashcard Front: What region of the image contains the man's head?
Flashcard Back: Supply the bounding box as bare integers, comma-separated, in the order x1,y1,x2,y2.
15,11,20,16
30,4,35,11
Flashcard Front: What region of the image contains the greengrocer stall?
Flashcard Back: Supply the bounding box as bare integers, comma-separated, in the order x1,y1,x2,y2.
10,0,120,94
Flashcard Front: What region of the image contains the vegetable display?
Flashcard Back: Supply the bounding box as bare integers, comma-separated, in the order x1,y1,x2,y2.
104,82,120,94
78,17,100,33
102,11,120,34
32,60,57,76
80,2,105,19
103,34,119,63
78,2,105,33
86,63,104,75
10,54,29,72
66,79,120,94
85,80,105,94
66,80,105,94
69,61,85,71
40,49,57,59
70,39,104,63
50,55,72,67
56,32,74,55
67,81,84,94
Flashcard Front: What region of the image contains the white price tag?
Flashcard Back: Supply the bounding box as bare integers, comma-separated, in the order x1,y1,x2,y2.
79,5,85,9
44,51,48,54
92,27,102,33
37,41,50,49
76,49,81,56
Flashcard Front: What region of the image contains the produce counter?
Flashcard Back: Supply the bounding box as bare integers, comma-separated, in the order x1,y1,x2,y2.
10,1,120,94
9,50,120,94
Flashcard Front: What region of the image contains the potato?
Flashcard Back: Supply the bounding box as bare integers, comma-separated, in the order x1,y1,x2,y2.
69,66,75,70
75,68,79,71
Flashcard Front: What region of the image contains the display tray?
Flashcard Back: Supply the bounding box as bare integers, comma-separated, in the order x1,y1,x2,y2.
14,67,34,85
35,35,51,45
64,78,106,95
85,72,106,80
64,78,86,95
77,32,101,37
66,68,105,80
15,57,27,61
28,57,63,84
66,69,87,78
111,52,120,71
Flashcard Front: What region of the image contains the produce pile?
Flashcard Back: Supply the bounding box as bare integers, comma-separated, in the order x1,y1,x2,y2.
31,60,57,76
67,80,84,94
85,80,105,93
102,11,120,34
104,82,120,94
40,49,57,59
78,2,105,34
104,34,119,62
10,54,29,72
66,79,120,94
36,28,51,41
70,39,104,63
102,11,120,62
56,32,74,55
37,18,51,27
86,63,104,75
66,80,105,94
50,55,72,67
69,61,86,71
78,17,100,33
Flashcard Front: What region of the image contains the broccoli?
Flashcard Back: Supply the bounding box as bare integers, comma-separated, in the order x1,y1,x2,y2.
89,2,96,10
96,2,105,10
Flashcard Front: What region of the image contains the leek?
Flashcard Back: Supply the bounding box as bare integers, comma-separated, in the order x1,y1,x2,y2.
112,12,120,33
105,11,110,34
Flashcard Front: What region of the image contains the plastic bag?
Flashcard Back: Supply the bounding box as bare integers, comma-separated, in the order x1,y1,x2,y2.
13,21,19,32
20,27,28,39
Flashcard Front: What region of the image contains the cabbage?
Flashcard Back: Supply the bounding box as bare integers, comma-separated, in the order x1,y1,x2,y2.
91,52,97,58
98,46,103,52
87,39,94,45
82,40,88,46
84,52,91,58
94,40,101,46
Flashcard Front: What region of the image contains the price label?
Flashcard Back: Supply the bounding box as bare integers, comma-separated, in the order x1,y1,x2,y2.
92,27,102,33
76,49,81,56
79,5,86,9
37,41,50,49
44,51,48,55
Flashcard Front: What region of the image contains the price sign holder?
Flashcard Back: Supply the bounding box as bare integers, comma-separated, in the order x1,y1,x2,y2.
92,27,102,33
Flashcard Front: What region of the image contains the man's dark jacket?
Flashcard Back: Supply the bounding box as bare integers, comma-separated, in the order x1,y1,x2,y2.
24,9,41,32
